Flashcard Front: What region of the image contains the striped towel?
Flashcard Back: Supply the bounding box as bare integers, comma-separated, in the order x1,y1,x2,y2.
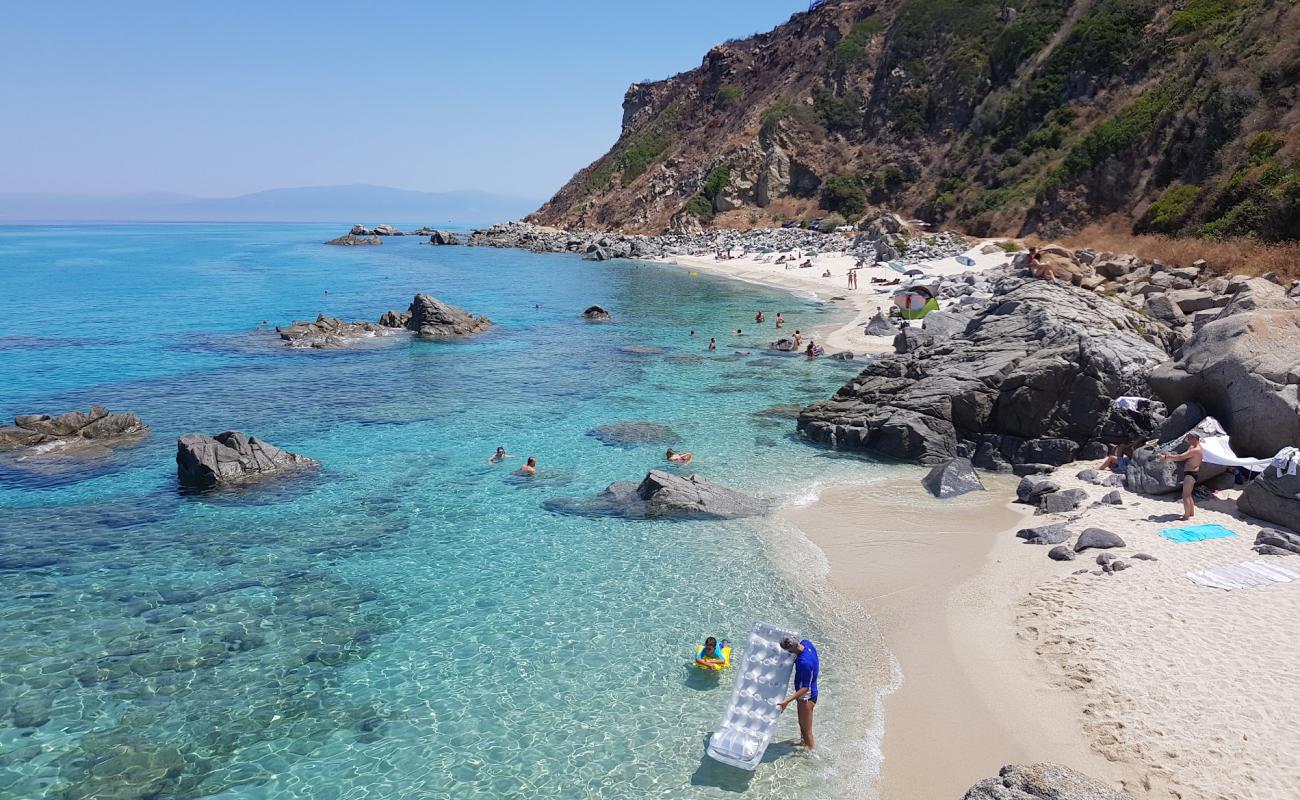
1186,560,1300,590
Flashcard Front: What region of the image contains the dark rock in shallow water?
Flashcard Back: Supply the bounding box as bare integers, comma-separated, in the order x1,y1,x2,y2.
176,431,319,489
920,458,984,499
544,470,766,520
586,422,680,448
798,273,1173,465
582,305,613,321
1074,528,1125,552
276,314,392,349
963,763,1132,800
620,345,665,355
399,293,492,339
1017,523,1070,545
0,405,148,452
325,234,381,246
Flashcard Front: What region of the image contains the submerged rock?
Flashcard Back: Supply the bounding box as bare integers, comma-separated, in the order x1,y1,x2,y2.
582,305,613,321
586,422,680,448
963,763,1132,799
0,405,148,451
176,431,319,489
544,470,766,520
920,457,984,499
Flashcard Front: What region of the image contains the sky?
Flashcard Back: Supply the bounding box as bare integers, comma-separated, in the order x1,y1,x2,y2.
1,0,809,200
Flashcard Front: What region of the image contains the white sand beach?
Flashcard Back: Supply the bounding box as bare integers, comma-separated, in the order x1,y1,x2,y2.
654,243,1013,355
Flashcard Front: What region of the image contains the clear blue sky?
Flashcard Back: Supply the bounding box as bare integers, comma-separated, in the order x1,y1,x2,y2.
2,1,808,200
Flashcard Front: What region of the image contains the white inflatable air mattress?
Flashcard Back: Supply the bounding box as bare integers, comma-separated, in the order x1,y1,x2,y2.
705,620,798,770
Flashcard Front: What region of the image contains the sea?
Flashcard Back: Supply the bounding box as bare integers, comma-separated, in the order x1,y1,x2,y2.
0,223,902,800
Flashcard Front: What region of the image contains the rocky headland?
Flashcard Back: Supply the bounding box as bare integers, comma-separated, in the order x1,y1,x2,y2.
0,406,148,452
176,431,318,490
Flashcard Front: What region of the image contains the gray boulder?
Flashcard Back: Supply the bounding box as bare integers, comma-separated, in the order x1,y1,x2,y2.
1124,445,1182,495
1100,490,1123,505
921,311,972,338
1017,523,1070,545
920,457,985,498
1238,471,1300,533
325,234,381,246
392,294,492,338
276,314,389,349
582,305,613,322
373,224,399,236
1253,528,1300,555
0,405,148,451
428,230,461,245
1039,488,1088,514
1016,475,1059,504
1048,546,1077,561
1156,402,1206,443
176,431,319,490
1144,293,1186,325
1074,528,1126,552
799,273,1173,465
864,311,897,336
892,325,934,353
771,337,797,352
543,470,766,520
1012,463,1056,476
1165,288,1225,315
1149,309,1300,458
587,421,680,448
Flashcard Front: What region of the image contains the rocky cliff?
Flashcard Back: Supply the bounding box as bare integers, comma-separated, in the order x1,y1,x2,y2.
529,0,1300,241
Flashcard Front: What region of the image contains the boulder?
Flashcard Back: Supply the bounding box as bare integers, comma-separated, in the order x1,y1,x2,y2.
1253,528,1300,555
892,326,934,353
864,311,897,336
543,470,766,520
1048,546,1077,562
1131,552,1158,561
1016,475,1060,504
175,431,318,489
373,224,400,236
1012,463,1055,476
1074,528,1125,552
1125,445,1182,495
325,234,381,246
1144,293,1186,325
1100,490,1123,505
921,311,972,338
1016,522,1070,545
1156,402,1206,443
1039,488,1088,514
1238,470,1300,533
276,314,389,349
399,294,492,338
1149,309,1300,458
920,457,985,498
582,305,613,322
0,405,148,451
586,422,680,448
428,230,461,245
799,272,1172,465
1164,288,1226,315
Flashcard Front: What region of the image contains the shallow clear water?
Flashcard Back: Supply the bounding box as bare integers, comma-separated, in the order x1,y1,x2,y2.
0,224,900,800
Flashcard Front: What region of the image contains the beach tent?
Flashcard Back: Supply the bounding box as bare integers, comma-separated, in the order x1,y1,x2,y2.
893,285,939,320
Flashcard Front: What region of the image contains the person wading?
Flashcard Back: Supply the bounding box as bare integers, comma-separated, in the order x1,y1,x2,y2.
777,637,819,749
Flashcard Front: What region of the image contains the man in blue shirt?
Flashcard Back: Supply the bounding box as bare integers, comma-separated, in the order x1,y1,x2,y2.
777,637,819,749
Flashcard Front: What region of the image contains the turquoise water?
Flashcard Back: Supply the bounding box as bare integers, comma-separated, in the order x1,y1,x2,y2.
0,224,898,800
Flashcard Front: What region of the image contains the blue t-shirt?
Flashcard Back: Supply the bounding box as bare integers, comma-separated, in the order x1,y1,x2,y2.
792,639,819,702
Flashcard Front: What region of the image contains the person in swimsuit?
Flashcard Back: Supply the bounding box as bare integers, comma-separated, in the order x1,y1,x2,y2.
514,456,537,477
778,637,819,748
793,330,802,349
666,449,692,464
708,338,716,351
1158,433,1203,520
487,445,512,463
775,312,784,328
755,311,765,324
694,636,727,669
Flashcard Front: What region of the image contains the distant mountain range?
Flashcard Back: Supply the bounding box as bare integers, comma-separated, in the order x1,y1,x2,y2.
0,184,541,225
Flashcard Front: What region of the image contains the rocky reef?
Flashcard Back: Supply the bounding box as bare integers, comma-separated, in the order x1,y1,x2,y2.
798,271,1174,466
0,405,148,451
582,305,613,321
324,233,381,246
176,431,319,489
379,293,492,339
276,315,394,349
544,470,767,520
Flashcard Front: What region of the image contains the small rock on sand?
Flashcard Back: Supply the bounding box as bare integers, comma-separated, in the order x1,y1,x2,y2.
920,457,984,499
1074,528,1126,552
1048,546,1076,561
1017,523,1070,545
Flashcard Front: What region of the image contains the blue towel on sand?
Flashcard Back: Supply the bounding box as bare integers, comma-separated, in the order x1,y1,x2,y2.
1160,524,1237,543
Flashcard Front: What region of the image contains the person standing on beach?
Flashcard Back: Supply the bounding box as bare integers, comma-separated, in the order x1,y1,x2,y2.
777,637,819,749
1158,433,1204,520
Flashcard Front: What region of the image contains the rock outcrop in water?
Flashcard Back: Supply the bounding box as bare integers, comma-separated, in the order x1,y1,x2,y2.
920,457,984,499
0,406,148,451
798,271,1173,466
582,305,613,321
963,763,1132,799
428,230,460,245
379,294,492,339
176,431,319,489
276,315,393,349
544,470,766,520
325,234,381,246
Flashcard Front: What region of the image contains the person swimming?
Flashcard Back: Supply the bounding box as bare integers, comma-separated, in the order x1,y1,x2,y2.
666,448,692,464
775,312,784,328
487,446,512,463
695,636,727,669
755,311,765,324
732,329,742,336
708,338,716,351
805,340,822,358
514,456,537,477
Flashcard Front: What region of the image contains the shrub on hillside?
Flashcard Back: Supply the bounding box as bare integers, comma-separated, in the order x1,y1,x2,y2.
1139,184,1200,234
817,213,848,232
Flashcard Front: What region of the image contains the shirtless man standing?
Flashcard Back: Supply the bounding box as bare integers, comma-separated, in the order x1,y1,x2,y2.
1158,433,1203,520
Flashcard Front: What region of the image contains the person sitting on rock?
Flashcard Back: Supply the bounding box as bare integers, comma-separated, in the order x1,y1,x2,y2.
1098,440,1138,473
1027,247,1056,281
514,456,537,477
487,445,513,463
1157,433,1204,520
666,448,693,464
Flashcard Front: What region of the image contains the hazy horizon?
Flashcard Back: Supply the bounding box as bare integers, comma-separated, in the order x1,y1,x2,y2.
1,1,806,200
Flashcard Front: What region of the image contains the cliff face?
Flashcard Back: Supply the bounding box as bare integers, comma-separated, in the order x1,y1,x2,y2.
528,0,1300,241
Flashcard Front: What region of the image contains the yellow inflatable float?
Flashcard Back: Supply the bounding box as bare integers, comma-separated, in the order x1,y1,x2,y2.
693,643,732,671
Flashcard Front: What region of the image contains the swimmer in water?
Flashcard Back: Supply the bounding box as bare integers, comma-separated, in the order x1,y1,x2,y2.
708,338,716,351
666,448,693,464
514,456,537,477
487,446,512,463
